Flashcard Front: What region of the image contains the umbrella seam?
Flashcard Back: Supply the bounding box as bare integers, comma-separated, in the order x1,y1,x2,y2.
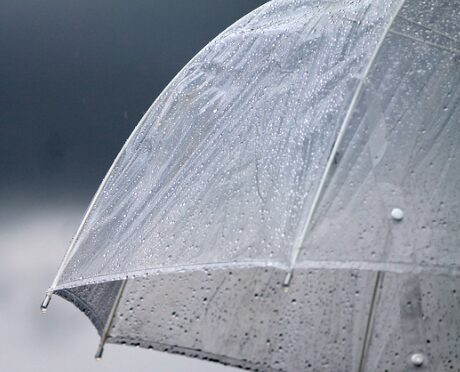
54,258,460,291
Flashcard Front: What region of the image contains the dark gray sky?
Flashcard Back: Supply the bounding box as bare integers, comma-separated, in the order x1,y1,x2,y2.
0,0,267,202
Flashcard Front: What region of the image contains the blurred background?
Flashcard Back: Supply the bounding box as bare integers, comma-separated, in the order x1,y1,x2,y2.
0,1,266,371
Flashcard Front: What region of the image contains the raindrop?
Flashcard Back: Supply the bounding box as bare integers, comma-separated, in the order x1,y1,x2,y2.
391,208,404,221
410,353,425,367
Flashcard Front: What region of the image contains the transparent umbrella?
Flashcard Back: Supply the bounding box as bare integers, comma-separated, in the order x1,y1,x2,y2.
41,0,460,370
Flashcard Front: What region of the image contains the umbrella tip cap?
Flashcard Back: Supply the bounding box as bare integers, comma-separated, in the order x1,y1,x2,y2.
40,293,52,313
95,346,104,360
283,271,293,290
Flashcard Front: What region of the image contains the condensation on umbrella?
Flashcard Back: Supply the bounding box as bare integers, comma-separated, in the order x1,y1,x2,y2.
41,0,460,370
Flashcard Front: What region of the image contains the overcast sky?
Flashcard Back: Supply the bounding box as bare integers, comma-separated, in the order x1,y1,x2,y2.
0,1,267,371
0,0,266,201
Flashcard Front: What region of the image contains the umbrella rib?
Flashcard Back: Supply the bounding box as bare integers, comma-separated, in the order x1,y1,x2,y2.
388,29,460,54
95,279,128,360
357,271,384,372
284,0,407,287
396,14,460,44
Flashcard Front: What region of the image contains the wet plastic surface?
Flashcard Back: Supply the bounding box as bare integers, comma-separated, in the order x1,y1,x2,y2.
50,0,460,370
57,0,403,287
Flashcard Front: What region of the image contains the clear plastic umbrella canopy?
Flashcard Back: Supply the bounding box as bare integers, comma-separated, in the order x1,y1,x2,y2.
42,0,460,370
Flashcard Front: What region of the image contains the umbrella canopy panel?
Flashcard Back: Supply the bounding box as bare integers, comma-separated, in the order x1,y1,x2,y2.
57,281,123,332
108,268,377,371
298,0,460,272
